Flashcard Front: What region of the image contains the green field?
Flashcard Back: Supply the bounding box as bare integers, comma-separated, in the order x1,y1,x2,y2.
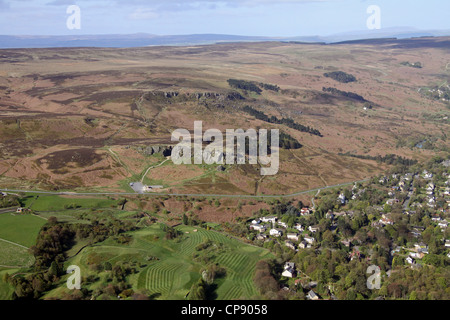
0,213,46,247
0,241,34,267
57,224,272,300
23,195,120,212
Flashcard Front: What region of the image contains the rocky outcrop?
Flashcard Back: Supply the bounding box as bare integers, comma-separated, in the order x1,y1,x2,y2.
138,145,173,157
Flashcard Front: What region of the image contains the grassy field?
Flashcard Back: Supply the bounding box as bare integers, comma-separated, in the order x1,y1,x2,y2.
23,195,120,212
0,241,34,267
0,213,46,247
45,224,273,300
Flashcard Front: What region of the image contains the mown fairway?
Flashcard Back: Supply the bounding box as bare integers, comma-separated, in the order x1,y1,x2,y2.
63,224,273,300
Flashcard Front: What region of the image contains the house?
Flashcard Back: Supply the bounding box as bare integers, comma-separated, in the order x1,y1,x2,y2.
261,216,277,223
282,262,296,278
414,243,427,250
278,221,288,229
423,171,433,179
444,240,450,248
269,229,283,237
341,239,351,247
406,257,415,265
256,234,267,241
338,193,346,204
294,223,304,232
287,233,299,241
410,252,424,259
306,290,319,300
304,236,315,244
438,221,448,229
284,240,296,251
299,241,308,249
16,207,24,213
300,208,311,216
251,219,261,225
308,226,319,233
379,214,394,226
385,199,399,206
251,224,266,233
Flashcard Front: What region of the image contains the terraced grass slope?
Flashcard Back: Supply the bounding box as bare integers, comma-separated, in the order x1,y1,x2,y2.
63,224,273,300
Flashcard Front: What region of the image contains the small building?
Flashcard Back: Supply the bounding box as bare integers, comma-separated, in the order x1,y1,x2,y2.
307,290,319,300
284,240,296,251
261,216,277,224
251,219,261,225
287,233,299,242
251,224,266,233
269,228,283,237
282,262,296,278
278,221,288,229
300,208,311,216
304,236,315,245
299,241,308,249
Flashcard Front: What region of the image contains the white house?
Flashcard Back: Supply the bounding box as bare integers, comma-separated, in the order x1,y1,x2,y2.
438,221,448,229
282,262,296,278
278,221,288,229
295,224,304,232
299,241,308,249
287,233,299,241
285,240,296,251
406,257,415,265
261,216,277,224
251,224,266,233
338,193,346,204
300,208,311,216
270,229,283,237
307,290,319,300
304,236,315,244
308,226,319,233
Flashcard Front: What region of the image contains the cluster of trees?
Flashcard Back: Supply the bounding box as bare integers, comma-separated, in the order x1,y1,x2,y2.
7,218,74,299
322,87,366,102
8,213,141,299
253,260,280,299
0,194,21,208
324,71,357,83
340,152,418,166
227,79,281,94
400,61,422,68
242,105,322,137
227,79,262,94
259,82,280,92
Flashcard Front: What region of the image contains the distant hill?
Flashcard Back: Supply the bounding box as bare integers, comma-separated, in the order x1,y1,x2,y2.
1,27,449,48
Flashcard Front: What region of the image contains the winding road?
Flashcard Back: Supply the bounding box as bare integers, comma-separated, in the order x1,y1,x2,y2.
0,178,370,200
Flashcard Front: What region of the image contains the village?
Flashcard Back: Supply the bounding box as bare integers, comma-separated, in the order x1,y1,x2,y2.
245,159,450,299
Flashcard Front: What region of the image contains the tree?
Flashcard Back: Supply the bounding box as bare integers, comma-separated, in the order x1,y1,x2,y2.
188,279,206,300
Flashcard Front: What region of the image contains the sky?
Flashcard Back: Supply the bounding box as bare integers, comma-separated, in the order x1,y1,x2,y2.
0,0,449,36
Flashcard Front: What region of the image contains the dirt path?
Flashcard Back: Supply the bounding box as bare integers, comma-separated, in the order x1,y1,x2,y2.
140,158,170,183
0,238,28,250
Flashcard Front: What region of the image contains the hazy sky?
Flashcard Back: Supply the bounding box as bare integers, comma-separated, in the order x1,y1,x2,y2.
0,0,449,36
